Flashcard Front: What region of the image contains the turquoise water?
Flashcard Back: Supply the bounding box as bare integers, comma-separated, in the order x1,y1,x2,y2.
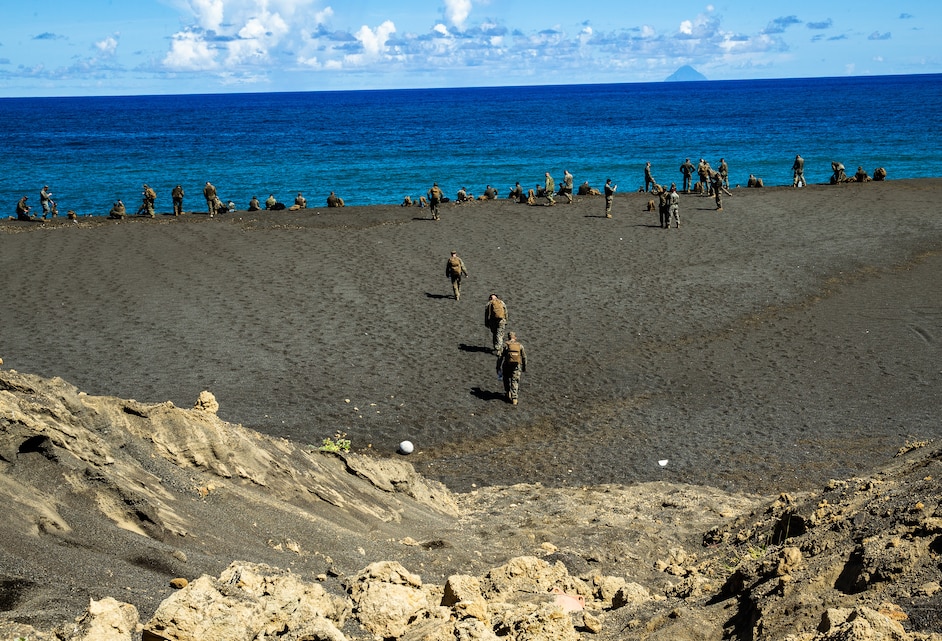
1,74,940,214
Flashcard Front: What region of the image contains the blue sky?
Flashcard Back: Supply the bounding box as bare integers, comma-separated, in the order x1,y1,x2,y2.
1,0,937,97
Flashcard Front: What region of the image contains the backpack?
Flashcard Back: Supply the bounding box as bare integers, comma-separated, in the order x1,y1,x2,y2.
491,300,506,320
506,341,522,364
448,256,462,276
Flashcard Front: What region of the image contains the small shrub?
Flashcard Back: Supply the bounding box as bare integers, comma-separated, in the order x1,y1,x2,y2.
318,432,351,453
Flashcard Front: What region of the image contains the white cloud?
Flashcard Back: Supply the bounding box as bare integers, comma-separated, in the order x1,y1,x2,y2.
95,35,119,56
164,30,218,70
444,0,472,28
356,20,396,59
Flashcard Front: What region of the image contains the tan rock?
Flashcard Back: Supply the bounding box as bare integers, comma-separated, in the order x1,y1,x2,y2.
169,577,188,589
72,597,140,641
193,390,219,414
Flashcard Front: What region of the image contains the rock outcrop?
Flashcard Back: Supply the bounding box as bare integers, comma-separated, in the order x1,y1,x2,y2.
2,368,942,640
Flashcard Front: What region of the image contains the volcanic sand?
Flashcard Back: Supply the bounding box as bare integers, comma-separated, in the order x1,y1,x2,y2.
2,179,940,493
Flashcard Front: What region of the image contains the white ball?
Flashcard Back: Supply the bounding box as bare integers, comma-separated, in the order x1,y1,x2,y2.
398,440,414,455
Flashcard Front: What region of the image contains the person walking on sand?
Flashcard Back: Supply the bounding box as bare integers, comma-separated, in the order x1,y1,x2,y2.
497,331,527,405
604,178,617,218
644,162,656,192
172,184,185,216
445,251,468,301
203,181,218,217
792,154,806,187
428,182,443,220
679,158,695,193
484,293,508,354
667,183,680,229
543,172,556,206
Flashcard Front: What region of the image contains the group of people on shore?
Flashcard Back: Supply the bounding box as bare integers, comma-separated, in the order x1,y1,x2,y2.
13,182,348,221
445,252,528,405
14,155,889,222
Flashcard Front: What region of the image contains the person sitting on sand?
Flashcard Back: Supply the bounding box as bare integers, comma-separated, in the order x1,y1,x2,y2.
830,161,848,184
16,196,34,221
508,182,524,202
248,196,261,211
578,181,600,196
456,187,473,203
873,167,887,181
854,166,870,182
401,195,413,207
107,200,126,219
326,191,345,207
290,193,307,210
265,194,278,210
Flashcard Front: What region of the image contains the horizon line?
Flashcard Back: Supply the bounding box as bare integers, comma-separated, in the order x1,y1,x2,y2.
1,71,939,102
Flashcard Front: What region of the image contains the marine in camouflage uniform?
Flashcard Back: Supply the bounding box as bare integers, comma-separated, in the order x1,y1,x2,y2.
711,171,723,211
543,172,556,205
484,293,508,354
667,183,680,228
172,185,185,216
679,159,695,193
445,251,468,301
561,170,574,203
644,162,656,192
496,331,527,405
718,158,729,189
604,178,617,218
141,184,157,217
428,183,443,220
204,181,219,217
792,154,806,187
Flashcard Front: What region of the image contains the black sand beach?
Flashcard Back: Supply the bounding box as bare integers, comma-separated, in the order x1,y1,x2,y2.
2,180,940,494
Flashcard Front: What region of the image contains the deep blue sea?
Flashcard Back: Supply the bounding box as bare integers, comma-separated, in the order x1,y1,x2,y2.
1,74,941,215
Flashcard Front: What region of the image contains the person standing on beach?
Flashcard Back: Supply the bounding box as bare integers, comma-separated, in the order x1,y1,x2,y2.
445,251,468,301
657,185,670,228
667,183,680,229
203,181,218,217
711,171,724,211
172,184,185,216
561,170,574,204
40,185,53,218
428,183,443,220
679,158,695,193
697,159,712,195
604,178,617,218
497,331,527,405
484,293,508,354
718,158,729,189
644,162,656,192
543,172,556,206
792,154,806,187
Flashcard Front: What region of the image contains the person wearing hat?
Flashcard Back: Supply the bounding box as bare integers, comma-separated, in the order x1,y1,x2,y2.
16,195,33,221
40,185,53,217
445,251,468,301
484,293,508,354
497,331,527,405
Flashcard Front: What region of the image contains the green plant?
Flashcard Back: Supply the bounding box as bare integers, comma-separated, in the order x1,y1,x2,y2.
318,432,351,453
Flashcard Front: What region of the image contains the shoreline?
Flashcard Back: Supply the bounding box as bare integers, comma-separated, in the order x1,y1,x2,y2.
2,178,941,495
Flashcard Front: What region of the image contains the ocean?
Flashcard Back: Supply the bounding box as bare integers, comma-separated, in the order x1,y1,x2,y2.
2,74,941,215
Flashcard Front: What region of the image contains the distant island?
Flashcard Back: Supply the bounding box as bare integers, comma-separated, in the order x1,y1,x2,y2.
665,65,707,82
